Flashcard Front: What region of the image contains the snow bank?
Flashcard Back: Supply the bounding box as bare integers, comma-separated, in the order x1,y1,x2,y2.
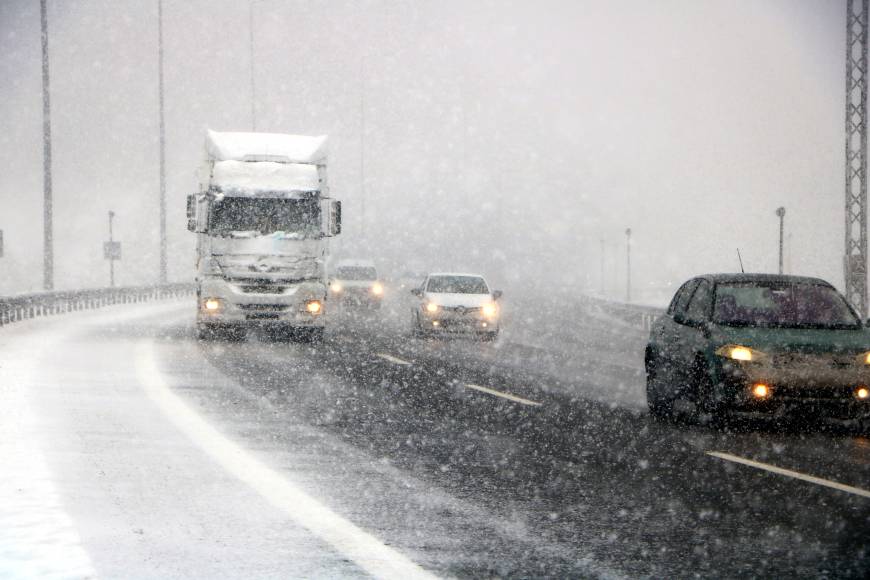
207,130,328,164
212,160,320,194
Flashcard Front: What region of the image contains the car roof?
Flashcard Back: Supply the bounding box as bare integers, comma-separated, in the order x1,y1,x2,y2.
426,272,488,280
696,273,833,286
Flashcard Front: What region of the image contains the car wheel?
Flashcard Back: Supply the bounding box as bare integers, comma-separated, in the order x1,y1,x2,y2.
411,313,424,337
645,350,676,420
696,367,728,427
301,327,324,343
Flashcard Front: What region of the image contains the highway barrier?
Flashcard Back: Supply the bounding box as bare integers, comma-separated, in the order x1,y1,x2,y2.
0,283,194,327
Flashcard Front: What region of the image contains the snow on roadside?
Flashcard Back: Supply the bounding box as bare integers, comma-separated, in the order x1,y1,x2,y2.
0,327,96,579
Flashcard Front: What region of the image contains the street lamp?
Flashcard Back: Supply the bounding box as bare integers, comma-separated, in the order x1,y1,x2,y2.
625,228,632,303
775,207,785,274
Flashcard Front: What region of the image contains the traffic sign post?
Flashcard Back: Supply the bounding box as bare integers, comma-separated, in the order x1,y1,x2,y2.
104,211,120,286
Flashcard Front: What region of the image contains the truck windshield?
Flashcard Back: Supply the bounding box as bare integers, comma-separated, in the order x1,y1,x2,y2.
209,197,321,237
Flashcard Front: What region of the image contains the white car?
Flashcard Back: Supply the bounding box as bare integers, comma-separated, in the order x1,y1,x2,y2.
329,259,384,309
411,273,502,340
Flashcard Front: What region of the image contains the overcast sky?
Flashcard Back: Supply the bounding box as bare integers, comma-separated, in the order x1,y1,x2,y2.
0,0,854,303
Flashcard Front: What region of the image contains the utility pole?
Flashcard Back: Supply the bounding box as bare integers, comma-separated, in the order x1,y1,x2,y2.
625,228,632,303
108,211,115,287
600,238,605,296
248,1,257,131
776,207,785,275
41,0,53,291
844,0,868,317
158,0,167,283
359,53,367,241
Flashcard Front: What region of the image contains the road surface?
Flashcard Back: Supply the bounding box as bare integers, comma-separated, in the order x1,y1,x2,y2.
1,296,868,578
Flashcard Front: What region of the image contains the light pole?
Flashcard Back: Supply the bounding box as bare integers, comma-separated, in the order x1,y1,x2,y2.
600,238,605,295
625,228,632,303
158,0,167,284
248,1,257,131
776,207,785,274
41,0,53,290
108,211,116,287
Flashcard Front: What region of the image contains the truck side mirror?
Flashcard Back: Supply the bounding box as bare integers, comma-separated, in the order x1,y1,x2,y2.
186,194,197,232
411,288,422,297
492,290,503,300
329,201,342,236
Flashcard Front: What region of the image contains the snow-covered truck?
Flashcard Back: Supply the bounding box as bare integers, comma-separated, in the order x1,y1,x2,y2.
187,130,341,341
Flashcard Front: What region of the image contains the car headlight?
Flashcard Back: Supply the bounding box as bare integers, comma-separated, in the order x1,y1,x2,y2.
425,302,439,314
330,282,342,293
202,297,222,312
306,300,322,314
371,282,384,296
481,303,498,318
857,351,870,365
715,345,767,362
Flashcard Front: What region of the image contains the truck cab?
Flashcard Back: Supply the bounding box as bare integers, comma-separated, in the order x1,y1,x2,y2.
188,130,341,341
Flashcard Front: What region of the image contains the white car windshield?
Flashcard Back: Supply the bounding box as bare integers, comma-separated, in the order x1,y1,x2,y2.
426,276,489,294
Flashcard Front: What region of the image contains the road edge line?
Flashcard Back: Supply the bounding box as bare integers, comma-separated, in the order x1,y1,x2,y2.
134,339,438,580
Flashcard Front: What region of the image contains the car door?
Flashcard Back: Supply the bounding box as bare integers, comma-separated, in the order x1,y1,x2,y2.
675,279,714,380
654,279,700,382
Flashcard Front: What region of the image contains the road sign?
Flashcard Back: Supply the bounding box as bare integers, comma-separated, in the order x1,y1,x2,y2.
104,241,121,260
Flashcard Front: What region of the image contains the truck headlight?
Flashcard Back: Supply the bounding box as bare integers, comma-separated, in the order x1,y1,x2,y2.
857,352,870,365
202,298,222,312
306,300,322,314
371,282,384,296
330,282,343,293
482,303,498,318
426,302,439,314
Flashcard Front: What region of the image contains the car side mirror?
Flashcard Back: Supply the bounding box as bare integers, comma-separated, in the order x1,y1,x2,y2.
411,288,422,297
492,290,503,300
673,312,686,325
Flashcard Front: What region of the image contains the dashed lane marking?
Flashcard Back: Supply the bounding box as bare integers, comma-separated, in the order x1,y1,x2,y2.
707,451,870,500
376,353,413,366
135,340,437,580
464,383,543,407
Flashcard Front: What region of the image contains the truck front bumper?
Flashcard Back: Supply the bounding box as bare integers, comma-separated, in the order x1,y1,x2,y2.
197,277,327,328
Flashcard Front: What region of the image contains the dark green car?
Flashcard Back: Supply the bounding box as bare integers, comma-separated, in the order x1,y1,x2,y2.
645,274,870,423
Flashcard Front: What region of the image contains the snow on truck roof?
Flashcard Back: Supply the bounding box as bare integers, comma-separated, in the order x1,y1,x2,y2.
206,130,328,164
206,130,327,195
212,160,320,194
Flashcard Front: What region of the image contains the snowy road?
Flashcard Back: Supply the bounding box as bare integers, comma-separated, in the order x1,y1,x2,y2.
1,298,869,578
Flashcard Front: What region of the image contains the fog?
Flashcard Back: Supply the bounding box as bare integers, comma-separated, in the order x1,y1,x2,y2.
0,0,849,303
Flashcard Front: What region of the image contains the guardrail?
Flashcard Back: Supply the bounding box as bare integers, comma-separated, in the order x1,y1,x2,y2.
582,295,665,332
0,283,195,327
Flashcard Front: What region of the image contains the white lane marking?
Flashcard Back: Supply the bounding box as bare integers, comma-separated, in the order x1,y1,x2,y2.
707,451,870,500
376,353,413,366
464,383,542,407
135,340,437,580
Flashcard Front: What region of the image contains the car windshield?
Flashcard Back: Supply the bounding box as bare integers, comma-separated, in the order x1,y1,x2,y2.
426,276,489,294
334,266,377,280
209,197,321,237
713,282,861,329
